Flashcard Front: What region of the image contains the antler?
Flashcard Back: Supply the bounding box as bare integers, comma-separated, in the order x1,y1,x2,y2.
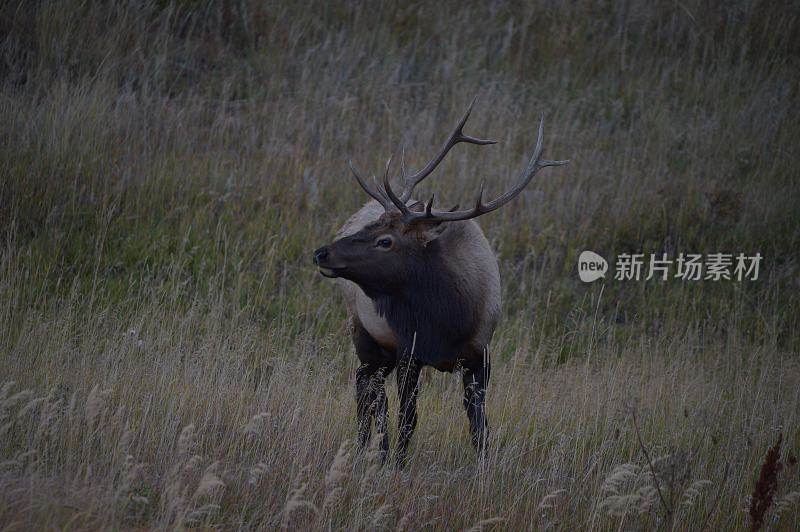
347,157,394,211
347,103,568,224
385,115,568,223
398,97,497,203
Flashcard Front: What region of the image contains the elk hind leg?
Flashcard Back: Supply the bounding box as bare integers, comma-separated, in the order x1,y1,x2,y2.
462,355,490,458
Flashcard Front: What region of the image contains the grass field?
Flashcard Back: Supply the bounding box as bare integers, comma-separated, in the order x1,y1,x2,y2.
1,1,799,529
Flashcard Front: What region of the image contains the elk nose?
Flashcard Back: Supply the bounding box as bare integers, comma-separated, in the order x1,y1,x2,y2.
313,246,329,265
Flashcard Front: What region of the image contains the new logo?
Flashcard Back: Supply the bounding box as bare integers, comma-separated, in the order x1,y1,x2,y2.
578,251,608,283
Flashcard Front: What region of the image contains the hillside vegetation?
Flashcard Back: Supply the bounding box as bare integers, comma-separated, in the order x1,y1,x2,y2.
1,1,799,529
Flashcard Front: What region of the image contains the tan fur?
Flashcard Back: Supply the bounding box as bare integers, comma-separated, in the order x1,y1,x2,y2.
335,200,501,355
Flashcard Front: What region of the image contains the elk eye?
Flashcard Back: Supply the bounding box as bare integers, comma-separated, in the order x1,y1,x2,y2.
376,238,393,249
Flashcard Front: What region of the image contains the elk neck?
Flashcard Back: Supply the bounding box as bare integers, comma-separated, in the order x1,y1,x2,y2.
363,242,479,368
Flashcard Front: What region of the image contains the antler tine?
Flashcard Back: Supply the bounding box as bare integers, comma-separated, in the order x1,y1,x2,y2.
399,115,569,224
473,181,485,210
399,97,497,203
425,194,435,216
382,154,413,216
371,176,391,204
475,117,569,211
348,159,391,210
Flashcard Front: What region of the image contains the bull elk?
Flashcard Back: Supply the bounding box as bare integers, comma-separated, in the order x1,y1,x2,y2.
313,100,568,466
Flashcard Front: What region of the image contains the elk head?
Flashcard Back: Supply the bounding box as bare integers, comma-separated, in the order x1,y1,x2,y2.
313,99,568,296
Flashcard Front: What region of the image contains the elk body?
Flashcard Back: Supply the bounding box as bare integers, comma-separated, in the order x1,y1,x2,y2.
313,101,567,465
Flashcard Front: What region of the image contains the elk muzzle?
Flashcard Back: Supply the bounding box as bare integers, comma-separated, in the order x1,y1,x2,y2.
313,245,341,278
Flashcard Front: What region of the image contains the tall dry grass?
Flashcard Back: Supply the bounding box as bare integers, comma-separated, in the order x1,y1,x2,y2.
0,306,798,529
1,0,799,529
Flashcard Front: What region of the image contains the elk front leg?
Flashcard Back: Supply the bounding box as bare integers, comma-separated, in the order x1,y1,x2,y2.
355,363,392,461
372,369,390,461
355,364,378,446
353,323,394,461
395,354,422,468
462,357,490,458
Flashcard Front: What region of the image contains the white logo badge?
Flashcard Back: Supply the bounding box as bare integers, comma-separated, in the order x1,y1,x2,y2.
578,251,608,283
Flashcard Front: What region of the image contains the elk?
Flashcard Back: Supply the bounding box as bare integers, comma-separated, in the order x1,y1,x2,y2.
313,100,567,466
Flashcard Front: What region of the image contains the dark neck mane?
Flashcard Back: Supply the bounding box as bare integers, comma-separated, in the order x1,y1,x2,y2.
366,250,477,368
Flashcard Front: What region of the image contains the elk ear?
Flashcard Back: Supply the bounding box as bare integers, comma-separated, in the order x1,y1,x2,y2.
407,200,459,244
416,220,449,245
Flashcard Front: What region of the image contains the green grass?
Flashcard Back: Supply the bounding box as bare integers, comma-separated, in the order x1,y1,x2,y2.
1,0,799,529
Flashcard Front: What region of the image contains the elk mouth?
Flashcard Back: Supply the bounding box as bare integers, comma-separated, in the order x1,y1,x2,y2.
317,266,343,278
313,246,346,278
